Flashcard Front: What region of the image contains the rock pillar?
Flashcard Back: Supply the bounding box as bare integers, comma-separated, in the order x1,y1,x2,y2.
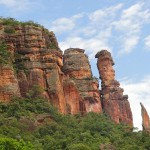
63,48,102,113
95,50,133,126
140,102,150,132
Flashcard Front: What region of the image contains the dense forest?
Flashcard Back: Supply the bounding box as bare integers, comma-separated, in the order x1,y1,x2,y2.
0,95,150,150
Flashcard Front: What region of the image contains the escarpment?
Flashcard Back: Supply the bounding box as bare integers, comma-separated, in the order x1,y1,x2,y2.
0,20,133,126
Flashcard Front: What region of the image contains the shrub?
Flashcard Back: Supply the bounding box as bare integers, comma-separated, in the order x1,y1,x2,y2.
0,138,33,150
0,42,11,64
4,27,15,34
68,143,91,150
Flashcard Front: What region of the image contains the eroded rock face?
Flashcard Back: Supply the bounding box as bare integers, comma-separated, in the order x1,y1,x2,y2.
63,78,81,114
95,50,133,126
0,22,134,123
0,65,20,102
0,24,66,113
63,48,102,113
140,103,150,132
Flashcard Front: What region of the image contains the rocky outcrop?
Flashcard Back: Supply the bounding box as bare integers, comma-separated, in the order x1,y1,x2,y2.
0,20,134,125
95,50,133,126
0,23,66,113
63,48,102,113
140,103,150,132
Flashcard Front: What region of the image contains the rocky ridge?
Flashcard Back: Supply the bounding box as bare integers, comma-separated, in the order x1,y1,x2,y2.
0,20,133,126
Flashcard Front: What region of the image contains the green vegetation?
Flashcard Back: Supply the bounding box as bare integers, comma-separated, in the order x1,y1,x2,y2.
0,17,46,29
0,42,11,65
0,138,33,150
0,96,150,150
4,26,16,34
13,52,28,74
48,43,58,49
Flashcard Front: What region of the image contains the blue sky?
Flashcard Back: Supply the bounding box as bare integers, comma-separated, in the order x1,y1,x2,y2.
0,0,150,130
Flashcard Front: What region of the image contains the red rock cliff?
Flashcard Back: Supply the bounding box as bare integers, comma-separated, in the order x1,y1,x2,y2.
63,48,102,113
95,50,133,126
140,102,150,132
0,23,66,113
0,20,134,124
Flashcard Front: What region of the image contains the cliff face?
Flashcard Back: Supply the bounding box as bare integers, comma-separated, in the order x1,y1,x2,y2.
0,65,20,102
95,50,133,126
140,103,150,132
0,23,67,114
0,21,133,125
63,48,102,113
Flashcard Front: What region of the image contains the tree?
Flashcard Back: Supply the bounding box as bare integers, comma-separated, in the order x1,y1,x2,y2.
0,137,33,150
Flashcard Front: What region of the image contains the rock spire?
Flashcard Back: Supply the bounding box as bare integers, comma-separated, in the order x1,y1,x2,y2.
95,50,133,125
140,102,150,132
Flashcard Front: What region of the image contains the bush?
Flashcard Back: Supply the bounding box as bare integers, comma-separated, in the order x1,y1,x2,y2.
0,42,11,64
0,138,33,150
68,143,91,150
4,27,15,34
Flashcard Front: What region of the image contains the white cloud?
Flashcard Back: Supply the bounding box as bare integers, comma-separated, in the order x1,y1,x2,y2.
51,13,84,34
89,4,123,22
144,35,150,49
119,36,139,55
114,3,150,33
51,18,75,34
59,28,112,59
0,0,36,12
51,2,150,58
0,0,16,7
113,3,150,54
120,75,150,130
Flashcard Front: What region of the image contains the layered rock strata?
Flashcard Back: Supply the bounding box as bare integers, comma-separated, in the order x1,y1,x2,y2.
0,65,20,102
0,21,134,125
0,24,66,113
95,50,133,125
63,48,102,113
140,103,150,132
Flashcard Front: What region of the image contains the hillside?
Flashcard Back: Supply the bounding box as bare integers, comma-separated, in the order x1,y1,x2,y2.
0,18,150,149
0,97,150,150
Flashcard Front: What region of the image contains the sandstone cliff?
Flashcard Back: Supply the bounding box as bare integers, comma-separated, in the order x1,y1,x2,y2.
95,50,133,126
0,21,67,114
0,19,133,126
63,48,102,113
140,103,150,132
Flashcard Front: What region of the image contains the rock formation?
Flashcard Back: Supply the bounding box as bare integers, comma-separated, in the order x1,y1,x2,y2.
95,50,133,126
63,48,102,113
0,23,66,113
140,102,150,132
0,19,134,126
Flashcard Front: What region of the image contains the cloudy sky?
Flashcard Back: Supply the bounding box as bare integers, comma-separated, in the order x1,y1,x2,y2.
0,0,150,130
